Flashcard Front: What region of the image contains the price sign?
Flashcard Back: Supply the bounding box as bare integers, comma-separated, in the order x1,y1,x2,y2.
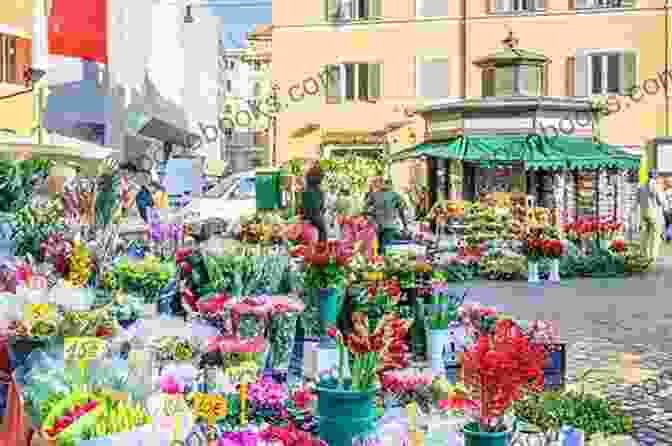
64,337,108,360
25,303,55,321
190,392,228,426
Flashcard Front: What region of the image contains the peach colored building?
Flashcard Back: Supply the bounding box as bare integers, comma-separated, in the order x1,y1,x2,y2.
271,0,672,183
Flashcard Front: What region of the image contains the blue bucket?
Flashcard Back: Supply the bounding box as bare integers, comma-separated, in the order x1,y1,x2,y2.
317,381,378,446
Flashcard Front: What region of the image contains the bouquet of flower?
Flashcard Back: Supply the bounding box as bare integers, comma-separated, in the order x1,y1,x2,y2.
381,371,433,414
598,219,624,240
459,318,547,432
458,303,498,343
40,232,73,276
541,239,565,259
609,239,626,254
523,238,545,262
300,241,353,290
348,253,385,286
249,376,289,422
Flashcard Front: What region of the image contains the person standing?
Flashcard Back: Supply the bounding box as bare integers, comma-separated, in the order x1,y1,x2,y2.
135,176,155,224
639,170,666,260
302,164,328,242
366,177,408,251
664,176,672,242
152,182,169,209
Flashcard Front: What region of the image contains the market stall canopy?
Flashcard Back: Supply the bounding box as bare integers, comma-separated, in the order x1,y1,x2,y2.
0,133,120,175
390,135,640,170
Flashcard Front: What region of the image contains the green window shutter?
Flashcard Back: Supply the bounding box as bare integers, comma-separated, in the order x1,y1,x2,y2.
575,51,589,96
543,63,549,96
495,66,515,96
482,69,495,97
325,0,338,21
622,51,638,95
621,0,637,8
325,64,341,103
368,63,382,100
369,0,382,18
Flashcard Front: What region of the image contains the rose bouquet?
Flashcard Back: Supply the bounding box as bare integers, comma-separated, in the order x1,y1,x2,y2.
541,239,565,259
460,318,547,433
597,219,624,240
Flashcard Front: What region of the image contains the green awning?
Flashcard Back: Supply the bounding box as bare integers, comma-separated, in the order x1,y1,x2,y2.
390,135,640,170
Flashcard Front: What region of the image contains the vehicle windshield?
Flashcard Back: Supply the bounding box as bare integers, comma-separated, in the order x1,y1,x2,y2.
204,178,237,198
228,177,256,200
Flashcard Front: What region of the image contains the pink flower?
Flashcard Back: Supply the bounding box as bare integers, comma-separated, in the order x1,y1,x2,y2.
327,327,339,338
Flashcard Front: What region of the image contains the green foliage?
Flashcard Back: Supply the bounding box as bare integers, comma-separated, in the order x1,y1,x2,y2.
13,206,66,260
319,155,385,194
479,254,527,280
559,244,626,278
0,159,52,213
434,262,480,282
463,202,514,249
109,256,176,303
512,390,633,440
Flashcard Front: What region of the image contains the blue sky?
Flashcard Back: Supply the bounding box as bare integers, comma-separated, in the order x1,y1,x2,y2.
210,6,272,48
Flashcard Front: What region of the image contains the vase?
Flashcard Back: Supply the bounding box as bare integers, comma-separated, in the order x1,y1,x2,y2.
430,329,450,375
527,261,540,283
317,380,377,446
463,422,514,446
319,287,344,348
548,258,561,283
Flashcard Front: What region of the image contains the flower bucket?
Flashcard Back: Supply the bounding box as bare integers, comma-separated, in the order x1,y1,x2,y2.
463,423,513,446
599,239,609,250
319,287,343,348
0,221,16,258
288,318,318,384
413,297,427,360
548,258,561,283
430,329,450,375
527,262,540,283
269,312,299,370
317,381,377,446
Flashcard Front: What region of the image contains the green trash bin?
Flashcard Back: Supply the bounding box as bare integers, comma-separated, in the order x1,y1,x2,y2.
256,168,281,210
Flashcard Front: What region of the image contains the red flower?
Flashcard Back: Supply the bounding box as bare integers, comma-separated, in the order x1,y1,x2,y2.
610,239,626,253
327,327,339,338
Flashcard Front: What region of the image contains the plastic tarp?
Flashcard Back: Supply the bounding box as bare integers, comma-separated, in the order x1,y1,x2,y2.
391,135,640,171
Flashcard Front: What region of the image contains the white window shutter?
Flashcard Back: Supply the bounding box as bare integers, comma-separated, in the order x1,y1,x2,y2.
420,0,449,17
575,51,589,97
496,0,512,12
418,58,450,99
534,0,545,10
574,0,591,9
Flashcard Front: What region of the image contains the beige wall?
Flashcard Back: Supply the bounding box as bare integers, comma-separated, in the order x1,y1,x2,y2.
273,0,672,165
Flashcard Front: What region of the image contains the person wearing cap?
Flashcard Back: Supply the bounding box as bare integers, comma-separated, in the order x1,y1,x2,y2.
639,170,666,260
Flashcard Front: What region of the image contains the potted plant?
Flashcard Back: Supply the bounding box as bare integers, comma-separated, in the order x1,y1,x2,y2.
541,239,565,283
458,318,547,446
302,241,352,347
318,322,390,446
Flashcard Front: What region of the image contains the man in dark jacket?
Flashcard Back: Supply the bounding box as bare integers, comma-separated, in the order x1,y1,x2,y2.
302,164,328,242
366,177,408,250
135,177,155,224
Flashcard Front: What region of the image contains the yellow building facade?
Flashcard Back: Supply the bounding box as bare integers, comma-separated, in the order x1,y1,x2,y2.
0,0,33,137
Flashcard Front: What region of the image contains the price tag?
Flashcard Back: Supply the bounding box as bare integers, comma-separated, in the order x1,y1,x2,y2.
191,392,228,426
25,303,55,321
64,337,108,360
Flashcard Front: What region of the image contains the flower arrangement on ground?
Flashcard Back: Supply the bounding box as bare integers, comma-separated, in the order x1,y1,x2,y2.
460,318,547,434
300,241,352,290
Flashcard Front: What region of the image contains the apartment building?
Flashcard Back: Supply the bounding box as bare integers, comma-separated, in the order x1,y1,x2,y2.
221,25,274,173
272,0,672,172
0,0,33,139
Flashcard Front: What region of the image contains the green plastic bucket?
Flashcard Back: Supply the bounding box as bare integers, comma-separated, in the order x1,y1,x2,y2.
463,423,513,446
317,381,377,446
318,287,343,347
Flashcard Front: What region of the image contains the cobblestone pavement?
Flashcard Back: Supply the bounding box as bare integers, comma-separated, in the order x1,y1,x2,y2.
443,261,672,445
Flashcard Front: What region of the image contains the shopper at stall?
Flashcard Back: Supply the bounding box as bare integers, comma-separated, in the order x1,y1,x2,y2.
366,177,408,250
135,177,155,224
152,182,169,209
640,170,666,260
664,176,672,242
303,164,328,242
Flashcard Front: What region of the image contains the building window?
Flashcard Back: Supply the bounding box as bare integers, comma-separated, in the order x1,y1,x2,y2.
226,80,232,92
225,128,233,140
575,0,624,9
325,63,382,103
229,60,235,70
590,53,622,94
494,0,544,13
326,0,382,21
0,34,18,84
416,0,449,17
416,57,450,99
